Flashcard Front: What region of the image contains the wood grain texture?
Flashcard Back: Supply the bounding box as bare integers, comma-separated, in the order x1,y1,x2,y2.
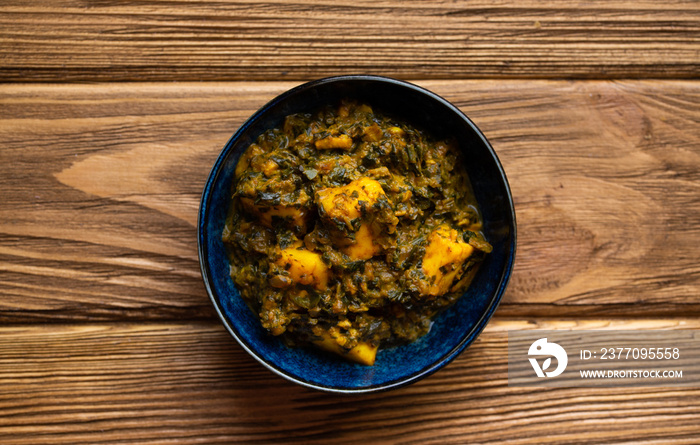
1,0,699,82
1,80,698,321
0,319,698,444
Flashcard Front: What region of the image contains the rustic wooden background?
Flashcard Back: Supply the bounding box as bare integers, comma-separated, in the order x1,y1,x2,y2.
1,1,699,443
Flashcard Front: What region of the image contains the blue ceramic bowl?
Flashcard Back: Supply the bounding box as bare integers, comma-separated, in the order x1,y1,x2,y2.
198,75,516,393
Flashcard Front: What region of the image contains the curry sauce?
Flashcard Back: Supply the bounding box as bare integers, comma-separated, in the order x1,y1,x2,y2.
223,100,491,365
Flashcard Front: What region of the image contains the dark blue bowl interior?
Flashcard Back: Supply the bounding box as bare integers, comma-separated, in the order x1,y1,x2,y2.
198,76,516,393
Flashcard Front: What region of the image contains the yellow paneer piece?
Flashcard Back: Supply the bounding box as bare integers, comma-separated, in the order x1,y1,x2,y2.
240,197,310,233
388,126,405,137
419,225,474,297
316,176,386,222
316,177,389,260
275,245,329,290
362,123,383,142
261,159,279,177
315,134,353,150
312,335,378,366
342,224,381,260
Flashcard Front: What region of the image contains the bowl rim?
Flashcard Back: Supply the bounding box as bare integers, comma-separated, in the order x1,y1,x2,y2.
198,74,517,393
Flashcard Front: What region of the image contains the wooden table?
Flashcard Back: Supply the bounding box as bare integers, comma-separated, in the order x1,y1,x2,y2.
1,2,699,443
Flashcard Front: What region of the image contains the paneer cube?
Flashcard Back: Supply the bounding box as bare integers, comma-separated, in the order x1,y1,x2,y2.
362,123,383,142
387,126,405,137
312,334,378,366
342,224,380,260
417,225,474,297
275,244,329,290
316,177,395,260
315,134,353,150
316,176,386,224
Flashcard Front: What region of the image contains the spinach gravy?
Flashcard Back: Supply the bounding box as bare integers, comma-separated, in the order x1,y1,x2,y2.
223,100,491,365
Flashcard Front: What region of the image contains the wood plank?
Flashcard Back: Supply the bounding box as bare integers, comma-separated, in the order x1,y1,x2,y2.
1,1,698,82
0,80,698,321
0,320,698,444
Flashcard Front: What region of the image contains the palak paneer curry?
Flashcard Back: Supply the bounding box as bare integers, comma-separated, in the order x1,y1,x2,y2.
223,100,491,366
